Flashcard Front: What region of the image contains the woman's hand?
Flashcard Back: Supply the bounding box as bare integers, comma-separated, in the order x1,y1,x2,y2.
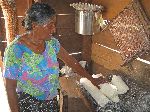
4,78,19,112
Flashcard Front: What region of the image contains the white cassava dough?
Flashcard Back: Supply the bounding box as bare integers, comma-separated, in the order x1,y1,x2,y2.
99,83,120,102
80,78,110,107
92,73,104,78
111,75,129,94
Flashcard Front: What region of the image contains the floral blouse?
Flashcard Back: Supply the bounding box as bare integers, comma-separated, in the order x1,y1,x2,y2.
3,36,60,100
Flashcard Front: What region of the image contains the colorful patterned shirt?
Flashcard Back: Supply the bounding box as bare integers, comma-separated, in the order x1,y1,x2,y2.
3,36,60,100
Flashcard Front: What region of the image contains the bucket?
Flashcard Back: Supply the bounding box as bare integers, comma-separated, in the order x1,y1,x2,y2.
75,10,94,35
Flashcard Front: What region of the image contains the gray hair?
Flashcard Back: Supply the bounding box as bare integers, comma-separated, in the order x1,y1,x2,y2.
22,2,56,31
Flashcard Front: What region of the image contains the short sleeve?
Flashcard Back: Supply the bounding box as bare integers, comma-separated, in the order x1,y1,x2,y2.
3,43,22,80
50,38,60,54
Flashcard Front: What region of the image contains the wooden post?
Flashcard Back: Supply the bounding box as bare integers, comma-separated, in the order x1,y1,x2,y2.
0,0,18,45
82,36,92,73
80,0,93,73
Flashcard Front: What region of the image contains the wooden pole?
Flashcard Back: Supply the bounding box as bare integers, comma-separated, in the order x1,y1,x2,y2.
0,0,18,45
80,0,93,73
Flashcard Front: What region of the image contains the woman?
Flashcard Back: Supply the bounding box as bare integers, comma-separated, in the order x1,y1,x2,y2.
3,2,100,112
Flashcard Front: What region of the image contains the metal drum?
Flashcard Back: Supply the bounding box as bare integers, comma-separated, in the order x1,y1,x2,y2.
75,10,94,35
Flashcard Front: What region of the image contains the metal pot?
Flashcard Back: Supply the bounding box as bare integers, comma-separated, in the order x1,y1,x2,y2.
75,10,94,35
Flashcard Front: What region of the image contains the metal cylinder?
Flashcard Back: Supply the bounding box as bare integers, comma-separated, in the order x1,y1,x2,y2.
75,10,94,35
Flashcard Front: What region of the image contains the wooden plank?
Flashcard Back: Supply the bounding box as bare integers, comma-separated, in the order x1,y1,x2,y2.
43,0,75,14
57,34,82,53
93,29,118,50
16,0,28,16
92,61,111,75
91,43,123,70
92,0,131,19
82,36,92,62
141,0,150,18
57,15,75,28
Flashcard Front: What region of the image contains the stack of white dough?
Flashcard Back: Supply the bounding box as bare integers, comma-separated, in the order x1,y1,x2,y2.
99,83,119,103
111,75,129,94
80,78,110,107
80,74,129,107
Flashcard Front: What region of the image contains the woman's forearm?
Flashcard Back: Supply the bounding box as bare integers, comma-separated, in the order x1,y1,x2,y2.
6,88,19,112
58,46,103,87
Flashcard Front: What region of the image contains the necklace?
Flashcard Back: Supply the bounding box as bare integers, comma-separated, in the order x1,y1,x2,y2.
29,38,44,46
19,34,45,54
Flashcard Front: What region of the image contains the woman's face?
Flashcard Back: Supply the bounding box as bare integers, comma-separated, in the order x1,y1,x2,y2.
43,16,56,36
33,16,56,41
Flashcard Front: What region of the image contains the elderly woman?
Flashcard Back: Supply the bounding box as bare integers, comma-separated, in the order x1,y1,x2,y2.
3,2,100,112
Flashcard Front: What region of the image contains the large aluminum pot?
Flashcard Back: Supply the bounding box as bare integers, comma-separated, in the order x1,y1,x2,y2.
75,10,94,35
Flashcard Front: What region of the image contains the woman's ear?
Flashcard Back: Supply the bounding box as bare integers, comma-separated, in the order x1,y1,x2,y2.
32,22,37,30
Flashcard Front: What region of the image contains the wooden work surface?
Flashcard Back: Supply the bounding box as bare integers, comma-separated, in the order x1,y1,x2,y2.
59,75,94,112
